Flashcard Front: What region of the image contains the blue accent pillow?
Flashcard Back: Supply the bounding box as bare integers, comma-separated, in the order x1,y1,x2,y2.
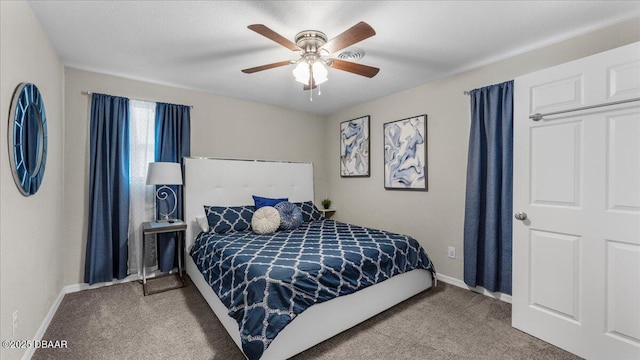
274,201,303,230
294,201,324,222
204,205,255,234
252,195,288,209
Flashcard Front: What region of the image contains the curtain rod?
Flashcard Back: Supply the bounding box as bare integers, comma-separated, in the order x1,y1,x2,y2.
463,91,470,95
81,91,194,109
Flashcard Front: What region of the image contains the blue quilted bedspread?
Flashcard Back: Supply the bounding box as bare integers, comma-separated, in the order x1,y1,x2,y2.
190,219,435,360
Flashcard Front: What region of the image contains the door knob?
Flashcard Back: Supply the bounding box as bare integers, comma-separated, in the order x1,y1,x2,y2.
514,212,528,221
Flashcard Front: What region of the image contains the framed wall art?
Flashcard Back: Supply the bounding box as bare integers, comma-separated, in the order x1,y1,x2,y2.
340,115,370,177
383,114,428,191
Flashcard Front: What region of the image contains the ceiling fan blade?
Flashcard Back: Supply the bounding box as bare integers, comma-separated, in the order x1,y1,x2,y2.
329,59,379,78
242,60,292,74
248,24,302,52
321,22,376,54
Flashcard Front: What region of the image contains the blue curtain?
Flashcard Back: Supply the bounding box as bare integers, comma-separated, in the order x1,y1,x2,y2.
463,80,513,294
155,102,190,272
85,94,130,284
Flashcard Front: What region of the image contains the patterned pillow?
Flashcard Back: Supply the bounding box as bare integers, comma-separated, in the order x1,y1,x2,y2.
294,201,324,222
251,206,281,234
253,195,288,209
204,205,255,234
274,201,303,230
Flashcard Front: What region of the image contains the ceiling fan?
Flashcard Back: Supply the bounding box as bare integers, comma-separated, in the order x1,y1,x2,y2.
241,22,380,92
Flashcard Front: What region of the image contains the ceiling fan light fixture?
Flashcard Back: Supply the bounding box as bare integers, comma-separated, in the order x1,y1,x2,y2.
293,59,328,86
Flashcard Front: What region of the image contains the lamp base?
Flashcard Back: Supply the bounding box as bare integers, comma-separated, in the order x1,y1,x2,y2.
156,186,178,223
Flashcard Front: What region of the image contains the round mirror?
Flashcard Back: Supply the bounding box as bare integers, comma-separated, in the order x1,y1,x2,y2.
8,83,48,196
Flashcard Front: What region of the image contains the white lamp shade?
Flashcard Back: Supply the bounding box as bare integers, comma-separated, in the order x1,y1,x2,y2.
146,162,183,185
312,61,328,84
293,62,310,84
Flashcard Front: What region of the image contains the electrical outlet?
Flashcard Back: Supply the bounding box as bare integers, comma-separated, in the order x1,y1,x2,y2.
12,310,18,336
448,246,456,259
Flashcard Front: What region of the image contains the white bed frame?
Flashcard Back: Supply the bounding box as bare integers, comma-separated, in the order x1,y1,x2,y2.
183,157,433,359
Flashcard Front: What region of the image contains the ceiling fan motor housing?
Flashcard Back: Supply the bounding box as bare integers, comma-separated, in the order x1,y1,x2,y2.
295,30,328,55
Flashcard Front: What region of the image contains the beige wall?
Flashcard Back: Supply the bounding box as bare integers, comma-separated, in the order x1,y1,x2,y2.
0,1,65,359
326,18,640,281
63,68,328,285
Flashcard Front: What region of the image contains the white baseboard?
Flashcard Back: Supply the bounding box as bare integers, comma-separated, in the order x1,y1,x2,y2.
436,273,512,303
64,268,181,293
63,274,143,294
21,288,66,360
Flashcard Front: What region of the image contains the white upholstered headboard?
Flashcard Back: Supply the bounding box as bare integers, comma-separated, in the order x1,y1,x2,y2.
183,157,314,249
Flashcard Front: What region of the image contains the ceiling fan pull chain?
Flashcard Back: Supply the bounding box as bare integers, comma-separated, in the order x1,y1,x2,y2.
318,84,322,96
309,65,314,102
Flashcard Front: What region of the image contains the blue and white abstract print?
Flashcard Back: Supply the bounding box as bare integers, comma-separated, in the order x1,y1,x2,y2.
340,115,370,177
384,115,427,190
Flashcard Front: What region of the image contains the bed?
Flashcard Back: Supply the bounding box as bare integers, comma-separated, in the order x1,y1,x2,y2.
184,157,435,359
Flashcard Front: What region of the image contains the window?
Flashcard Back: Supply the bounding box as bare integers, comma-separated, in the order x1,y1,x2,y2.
128,100,157,274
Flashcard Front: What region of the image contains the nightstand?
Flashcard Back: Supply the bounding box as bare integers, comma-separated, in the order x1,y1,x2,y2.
141,220,187,296
320,208,336,219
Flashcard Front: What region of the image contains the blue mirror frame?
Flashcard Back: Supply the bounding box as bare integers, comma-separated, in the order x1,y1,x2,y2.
8,83,48,196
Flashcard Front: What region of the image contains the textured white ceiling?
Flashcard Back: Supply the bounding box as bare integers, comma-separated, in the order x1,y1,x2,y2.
29,1,640,115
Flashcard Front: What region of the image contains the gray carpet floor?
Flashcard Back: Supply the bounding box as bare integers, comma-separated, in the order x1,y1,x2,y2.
33,275,581,360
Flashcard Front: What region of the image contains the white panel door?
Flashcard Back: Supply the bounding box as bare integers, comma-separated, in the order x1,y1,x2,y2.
513,42,640,360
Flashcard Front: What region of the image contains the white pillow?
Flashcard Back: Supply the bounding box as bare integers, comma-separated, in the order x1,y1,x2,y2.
251,206,281,234
196,215,209,233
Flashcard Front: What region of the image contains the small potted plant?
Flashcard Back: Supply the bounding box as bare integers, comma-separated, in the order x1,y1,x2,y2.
321,198,332,209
